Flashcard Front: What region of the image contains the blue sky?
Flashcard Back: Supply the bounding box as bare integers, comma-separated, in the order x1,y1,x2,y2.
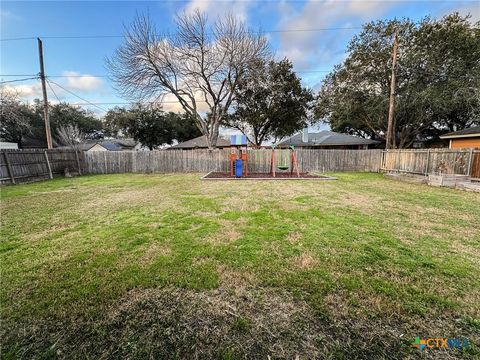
1,0,479,117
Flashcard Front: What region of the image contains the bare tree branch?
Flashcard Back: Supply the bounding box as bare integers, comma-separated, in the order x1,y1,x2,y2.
107,10,270,148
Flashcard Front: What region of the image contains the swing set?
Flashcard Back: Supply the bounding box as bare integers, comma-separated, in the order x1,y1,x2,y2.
270,145,300,177
227,135,300,178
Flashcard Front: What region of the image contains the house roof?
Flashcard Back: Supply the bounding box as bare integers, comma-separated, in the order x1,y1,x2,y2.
277,131,380,147
20,137,48,149
439,126,480,139
169,135,231,149
57,138,138,151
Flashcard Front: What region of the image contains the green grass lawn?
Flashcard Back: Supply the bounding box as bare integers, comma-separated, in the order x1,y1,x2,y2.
1,173,479,359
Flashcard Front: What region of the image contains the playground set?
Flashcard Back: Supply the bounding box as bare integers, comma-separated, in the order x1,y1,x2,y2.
228,135,300,178
203,135,335,180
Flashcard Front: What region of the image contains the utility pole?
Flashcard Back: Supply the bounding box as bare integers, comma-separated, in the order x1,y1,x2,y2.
386,30,398,149
37,37,53,149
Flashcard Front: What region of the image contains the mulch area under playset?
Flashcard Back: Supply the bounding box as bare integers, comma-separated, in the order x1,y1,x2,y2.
202,172,336,180
205,135,337,180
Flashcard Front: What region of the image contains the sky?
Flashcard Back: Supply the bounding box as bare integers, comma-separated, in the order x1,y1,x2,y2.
1,0,479,118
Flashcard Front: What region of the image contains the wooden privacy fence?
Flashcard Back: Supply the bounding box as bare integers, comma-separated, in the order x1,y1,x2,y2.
83,149,384,175
381,149,480,177
2,148,479,186
0,149,82,185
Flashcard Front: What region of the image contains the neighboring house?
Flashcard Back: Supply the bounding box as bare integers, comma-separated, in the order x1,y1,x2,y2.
439,127,480,149
411,137,448,149
169,135,231,149
57,139,139,152
20,137,48,149
0,142,19,150
95,139,138,151
277,129,380,149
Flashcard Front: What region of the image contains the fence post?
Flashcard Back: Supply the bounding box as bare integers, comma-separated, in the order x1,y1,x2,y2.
467,148,474,176
74,151,82,175
3,152,15,184
44,151,53,179
424,149,430,176
103,152,108,174
131,151,136,173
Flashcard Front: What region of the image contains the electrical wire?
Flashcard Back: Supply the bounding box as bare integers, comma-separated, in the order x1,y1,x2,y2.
54,100,209,105
46,79,108,112
0,74,38,77
0,77,39,84
46,78,61,103
0,26,362,42
1,69,331,78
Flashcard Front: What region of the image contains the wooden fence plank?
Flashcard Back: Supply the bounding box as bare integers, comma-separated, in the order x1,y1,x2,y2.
2,148,476,185
3,152,15,184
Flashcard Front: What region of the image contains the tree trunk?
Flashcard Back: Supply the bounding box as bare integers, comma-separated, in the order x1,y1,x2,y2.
207,121,220,150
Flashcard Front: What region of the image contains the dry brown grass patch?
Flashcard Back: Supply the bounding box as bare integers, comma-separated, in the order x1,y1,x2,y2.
77,188,179,215
286,231,302,244
293,251,319,269
138,242,171,265
217,265,257,290
205,219,242,245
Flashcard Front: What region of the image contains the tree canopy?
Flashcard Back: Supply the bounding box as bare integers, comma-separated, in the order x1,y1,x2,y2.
0,91,104,148
225,59,313,146
315,13,480,148
104,105,201,150
50,103,103,140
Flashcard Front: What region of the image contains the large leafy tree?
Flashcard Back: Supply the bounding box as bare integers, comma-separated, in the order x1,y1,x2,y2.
1,93,104,147
315,13,480,148
225,59,313,146
0,88,35,144
104,105,201,149
50,103,104,141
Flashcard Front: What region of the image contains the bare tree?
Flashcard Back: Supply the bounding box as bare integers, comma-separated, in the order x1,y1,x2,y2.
57,124,85,174
107,10,270,149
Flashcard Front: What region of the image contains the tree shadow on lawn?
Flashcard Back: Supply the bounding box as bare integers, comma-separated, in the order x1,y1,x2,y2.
2,286,478,360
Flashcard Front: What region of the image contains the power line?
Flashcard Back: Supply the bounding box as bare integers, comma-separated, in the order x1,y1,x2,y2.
0,69,331,79
46,79,61,103
47,79,108,112
0,37,37,42
47,74,109,78
0,77,39,84
0,74,38,77
0,26,362,42
56,100,209,105
268,26,361,33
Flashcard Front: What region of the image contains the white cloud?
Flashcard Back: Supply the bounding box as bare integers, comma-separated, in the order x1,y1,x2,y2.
276,0,398,69
184,0,252,22
159,91,210,114
4,83,43,98
0,10,21,20
4,71,104,105
438,1,480,22
62,71,103,92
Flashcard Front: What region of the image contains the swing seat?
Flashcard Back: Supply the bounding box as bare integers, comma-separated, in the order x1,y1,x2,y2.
277,165,289,170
